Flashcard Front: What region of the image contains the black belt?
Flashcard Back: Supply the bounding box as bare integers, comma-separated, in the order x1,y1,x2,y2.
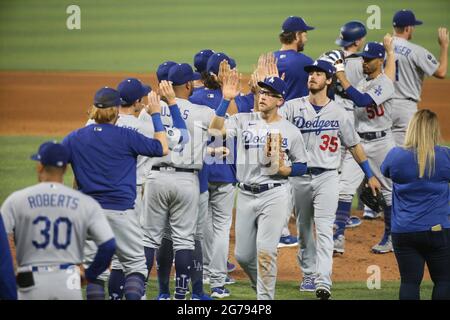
238,183,282,194
358,131,387,141
306,167,335,175
152,166,198,173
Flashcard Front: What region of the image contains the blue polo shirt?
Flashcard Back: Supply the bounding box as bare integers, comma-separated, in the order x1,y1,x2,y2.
62,123,163,210
381,146,450,233
274,50,313,101
0,215,17,300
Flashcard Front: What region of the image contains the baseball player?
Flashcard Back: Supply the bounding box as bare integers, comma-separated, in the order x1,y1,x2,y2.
388,9,448,146
281,59,381,300
190,54,245,297
193,49,215,90
0,142,116,300
0,215,17,300
209,72,309,300
274,16,314,247
63,87,169,300
333,39,397,254
274,16,314,101
142,63,216,300
329,21,368,253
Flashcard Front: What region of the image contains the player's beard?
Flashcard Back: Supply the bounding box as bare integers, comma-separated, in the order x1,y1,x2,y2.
308,81,327,94
297,41,304,52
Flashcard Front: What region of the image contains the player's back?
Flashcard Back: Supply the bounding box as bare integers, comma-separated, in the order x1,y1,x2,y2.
1,182,101,267
274,50,313,101
392,37,439,101
152,98,215,169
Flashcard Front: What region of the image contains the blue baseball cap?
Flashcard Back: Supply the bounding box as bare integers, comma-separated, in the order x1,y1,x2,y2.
257,76,287,98
282,16,314,32
168,63,201,86
335,21,367,47
357,42,385,59
393,9,423,28
156,61,177,82
304,60,336,77
194,49,215,73
117,78,151,105
31,141,69,168
206,53,237,76
93,87,124,108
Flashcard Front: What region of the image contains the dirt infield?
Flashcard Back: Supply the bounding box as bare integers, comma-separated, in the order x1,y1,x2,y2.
1,71,447,283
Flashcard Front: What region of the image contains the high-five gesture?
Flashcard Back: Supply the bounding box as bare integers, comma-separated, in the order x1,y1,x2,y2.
438,27,449,48
222,69,240,100
159,80,176,106
146,91,162,115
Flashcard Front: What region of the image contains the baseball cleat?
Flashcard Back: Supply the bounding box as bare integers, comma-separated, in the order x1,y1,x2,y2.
372,234,393,254
299,275,316,292
315,286,331,300
227,261,236,273
345,216,362,228
363,207,382,220
191,293,214,300
156,293,171,300
225,275,236,285
203,276,210,285
333,235,345,254
211,286,230,299
278,235,299,248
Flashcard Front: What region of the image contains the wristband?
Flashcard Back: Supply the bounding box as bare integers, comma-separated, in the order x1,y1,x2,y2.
359,160,374,179
215,99,230,117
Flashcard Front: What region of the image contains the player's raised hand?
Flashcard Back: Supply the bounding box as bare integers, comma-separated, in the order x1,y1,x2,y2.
146,91,162,115
222,68,240,100
266,52,280,78
159,80,176,106
218,59,231,84
383,33,394,54
438,27,449,48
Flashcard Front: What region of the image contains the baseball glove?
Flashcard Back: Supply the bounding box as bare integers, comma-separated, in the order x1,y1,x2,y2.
358,178,387,213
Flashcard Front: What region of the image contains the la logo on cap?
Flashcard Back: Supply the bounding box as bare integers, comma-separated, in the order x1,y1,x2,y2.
268,77,275,83
313,60,318,65
365,44,369,51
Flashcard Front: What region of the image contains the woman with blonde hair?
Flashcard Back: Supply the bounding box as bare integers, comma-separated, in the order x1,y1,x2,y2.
381,109,450,300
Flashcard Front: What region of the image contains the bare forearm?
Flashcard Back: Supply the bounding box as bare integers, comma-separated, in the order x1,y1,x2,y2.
153,131,169,155
384,51,396,81
435,46,448,79
208,116,226,137
348,144,367,164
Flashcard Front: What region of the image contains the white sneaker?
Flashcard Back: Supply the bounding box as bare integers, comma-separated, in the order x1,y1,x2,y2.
333,235,345,254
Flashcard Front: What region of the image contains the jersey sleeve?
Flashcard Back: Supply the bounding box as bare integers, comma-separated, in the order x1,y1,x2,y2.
86,200,115,246
127,129,164,158
366,75,395,106
414,47,439,77
338,111,361,147
278,102,292,122
0,195,16,234
224,114,240,139
288,129,309,164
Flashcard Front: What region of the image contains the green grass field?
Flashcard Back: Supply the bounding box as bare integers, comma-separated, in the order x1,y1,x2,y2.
0,0,448,73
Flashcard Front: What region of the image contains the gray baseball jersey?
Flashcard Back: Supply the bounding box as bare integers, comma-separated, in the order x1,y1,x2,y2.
1,182,113,267
336,52,365,112
353,74,395,133
225,112,308,185
280,97,360,169
392,36,439,101
149,98,215,170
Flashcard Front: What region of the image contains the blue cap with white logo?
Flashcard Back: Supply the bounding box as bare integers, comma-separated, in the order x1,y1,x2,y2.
304,60,336,77
93,87,124,108
357,42,385,59
194,49,215,73
257,77,287,98
156,61,177,82
282,16,315,32
206,53,237,76
31,141,69,168
393,9,423,27
168,63,201,86
117,78,151,105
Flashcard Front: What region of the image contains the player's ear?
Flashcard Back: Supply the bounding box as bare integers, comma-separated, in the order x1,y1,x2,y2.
277,98,284,108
